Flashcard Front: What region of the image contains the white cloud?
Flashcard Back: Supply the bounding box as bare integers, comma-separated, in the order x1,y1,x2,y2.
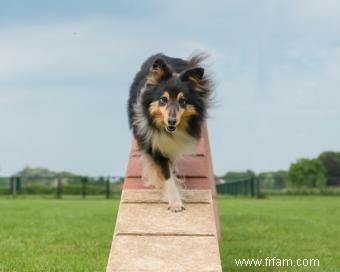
1,1,340,175
0,17,216,86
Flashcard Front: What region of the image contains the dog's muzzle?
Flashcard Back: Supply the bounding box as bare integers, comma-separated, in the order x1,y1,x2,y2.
166,117,177,132
166,125,176,132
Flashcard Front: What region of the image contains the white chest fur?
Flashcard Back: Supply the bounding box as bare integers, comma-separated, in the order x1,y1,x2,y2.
151,129,197,159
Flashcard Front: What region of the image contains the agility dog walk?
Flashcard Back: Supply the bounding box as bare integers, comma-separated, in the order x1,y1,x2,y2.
106,124,222,271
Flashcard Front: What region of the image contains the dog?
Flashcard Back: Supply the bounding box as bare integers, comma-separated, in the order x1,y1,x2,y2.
127,53,212,212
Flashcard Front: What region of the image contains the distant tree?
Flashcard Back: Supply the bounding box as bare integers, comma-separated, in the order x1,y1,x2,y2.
98,176,106,185
16,166,77,180
16,166,56,180
289,158,326,188
222,170,254,182
257,170,288,189
257,172,274,189
273,170,289,189
318,151,340,186
257,170,289,189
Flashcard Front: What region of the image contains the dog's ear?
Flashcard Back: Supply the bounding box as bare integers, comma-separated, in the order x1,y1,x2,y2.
181,67,211,100
147,58,171,85
180,67,204,83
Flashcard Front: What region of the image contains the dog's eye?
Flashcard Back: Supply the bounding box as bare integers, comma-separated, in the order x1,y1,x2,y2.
178,97,186,107
159,96,168,105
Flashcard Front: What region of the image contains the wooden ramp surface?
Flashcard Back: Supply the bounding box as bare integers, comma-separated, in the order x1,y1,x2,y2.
107,124,222,272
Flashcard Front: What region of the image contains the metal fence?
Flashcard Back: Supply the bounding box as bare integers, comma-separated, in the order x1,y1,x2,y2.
216,177,260,197
0,176,122,199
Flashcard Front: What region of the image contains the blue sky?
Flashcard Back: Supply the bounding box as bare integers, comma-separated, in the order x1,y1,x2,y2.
1,0,340,176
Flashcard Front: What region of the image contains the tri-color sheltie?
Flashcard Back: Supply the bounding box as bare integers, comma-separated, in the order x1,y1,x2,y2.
127,53,212,212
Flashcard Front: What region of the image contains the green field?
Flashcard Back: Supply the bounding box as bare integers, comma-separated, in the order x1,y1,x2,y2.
218,196,340,272
0,196,119,272
0,196,339,272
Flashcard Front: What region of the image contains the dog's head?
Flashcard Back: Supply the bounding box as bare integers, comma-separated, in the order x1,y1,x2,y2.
143,57,210,133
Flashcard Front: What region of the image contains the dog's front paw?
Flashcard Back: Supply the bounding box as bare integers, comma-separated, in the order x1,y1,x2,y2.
168,202,185,212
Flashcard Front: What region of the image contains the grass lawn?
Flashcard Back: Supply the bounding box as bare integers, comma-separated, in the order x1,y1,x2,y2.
0,195,339,271
0,196,119,272
218,196,340,272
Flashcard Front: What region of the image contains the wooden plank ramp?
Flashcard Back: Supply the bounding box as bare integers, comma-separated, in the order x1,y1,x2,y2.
106,124,222,272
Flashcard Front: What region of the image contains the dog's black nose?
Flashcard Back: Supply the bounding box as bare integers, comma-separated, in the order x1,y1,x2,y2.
168,118,176,126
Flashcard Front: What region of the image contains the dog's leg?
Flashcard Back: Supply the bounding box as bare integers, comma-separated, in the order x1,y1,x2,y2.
169,161,185,188
164,176,185,212
142,152,184,212
162,159,184,212
141,153,166,188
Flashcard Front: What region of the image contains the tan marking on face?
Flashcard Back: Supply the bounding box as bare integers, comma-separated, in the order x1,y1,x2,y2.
177,92,184,99
177,104,197,131
160,91,171,125
149,91,197,130
162,91,170,100
149,91,170,128
149,101,163,128
174,92,185,126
